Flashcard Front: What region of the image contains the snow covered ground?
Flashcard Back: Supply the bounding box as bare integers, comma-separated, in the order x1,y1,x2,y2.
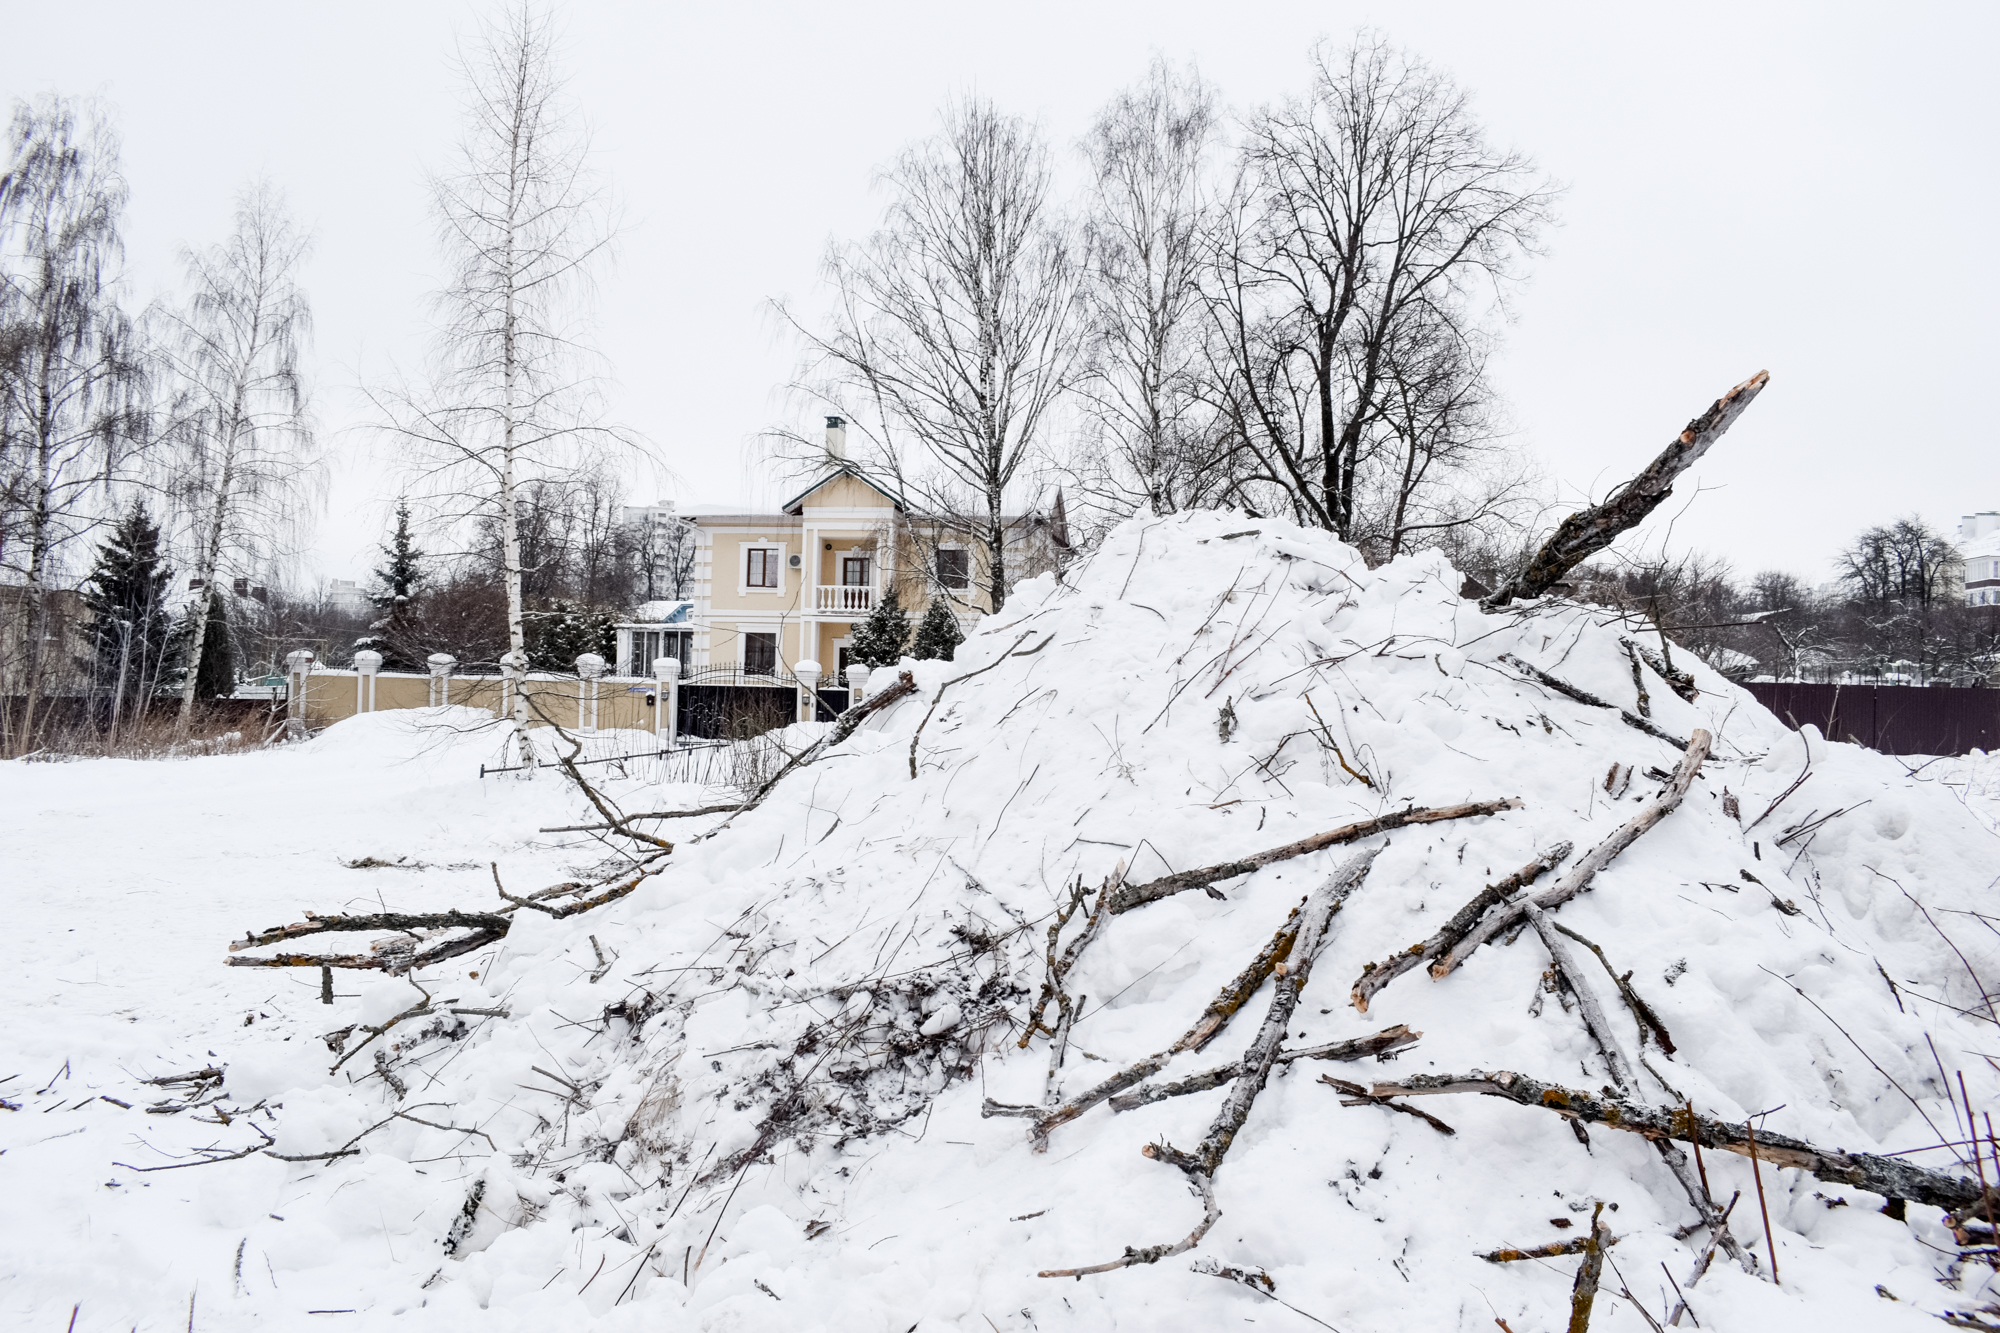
6,510,2000,1332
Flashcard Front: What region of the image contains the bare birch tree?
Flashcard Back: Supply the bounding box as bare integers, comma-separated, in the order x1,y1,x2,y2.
1071,59,1229,522
377,2,618,773
162,181,319,727
784,98,1080,613
1206,37,1553,544
0,95,149,748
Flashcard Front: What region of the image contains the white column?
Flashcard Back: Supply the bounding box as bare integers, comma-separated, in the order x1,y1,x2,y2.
654,656,679,745
284,650,314,734
575,653,606,732
796,658,821,726
353,650,383,714
845,663,869,711
427,653,456,707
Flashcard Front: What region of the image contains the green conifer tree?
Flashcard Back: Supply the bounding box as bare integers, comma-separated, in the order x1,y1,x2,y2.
190,590,235,701
911,598,964,662
849,586,911,668
81,502,176,720
364,501,427,668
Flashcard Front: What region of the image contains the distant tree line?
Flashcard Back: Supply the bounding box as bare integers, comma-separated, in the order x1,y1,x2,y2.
1543,514,1999,686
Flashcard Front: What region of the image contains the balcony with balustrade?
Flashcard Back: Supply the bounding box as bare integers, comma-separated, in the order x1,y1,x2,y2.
813,582,877,615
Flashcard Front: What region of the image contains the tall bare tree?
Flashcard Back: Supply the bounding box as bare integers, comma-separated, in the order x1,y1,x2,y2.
0,95,149,747
162,182,319,726
378,2,618,772
786,98,1080,613
1072,60,1228,522
1207,37,1553,544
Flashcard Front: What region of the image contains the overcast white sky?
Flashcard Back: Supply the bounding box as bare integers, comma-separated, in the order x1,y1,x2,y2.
5,1,1995,587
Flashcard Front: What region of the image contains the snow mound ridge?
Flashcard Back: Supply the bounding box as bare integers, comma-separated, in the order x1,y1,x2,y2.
137,512,2000,1327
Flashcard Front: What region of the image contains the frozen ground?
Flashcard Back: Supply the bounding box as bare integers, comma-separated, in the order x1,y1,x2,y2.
5,510,2000,1332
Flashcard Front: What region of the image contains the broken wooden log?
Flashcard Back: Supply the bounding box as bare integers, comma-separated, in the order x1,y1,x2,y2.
1108,798,1522,915
1432,730,1709,980
1364,1069,1986,1213
1351,843,1572,1012
1107,1026,1420,1114
1568,1204,1610,1333
1038,849,1382,1279
1481,371,1769,610
1499,654,1688,749
1480,1235,1617,1263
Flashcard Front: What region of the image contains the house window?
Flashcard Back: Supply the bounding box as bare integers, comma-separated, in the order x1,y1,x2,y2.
745,546,781,589
743,632,778,675
842,556,870,586
628,629,691,677
936,547,969,590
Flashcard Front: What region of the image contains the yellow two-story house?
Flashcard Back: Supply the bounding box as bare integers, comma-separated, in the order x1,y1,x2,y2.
617,418,1070,685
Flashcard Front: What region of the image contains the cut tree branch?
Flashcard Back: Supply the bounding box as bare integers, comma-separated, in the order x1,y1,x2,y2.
1364,1069,1987,1213
1432,731,1709,980
1107,1026,1420,1114
1499,654,1688,749
1108,798,1521,915
1352,843,1572,1012
1481,371,1769,610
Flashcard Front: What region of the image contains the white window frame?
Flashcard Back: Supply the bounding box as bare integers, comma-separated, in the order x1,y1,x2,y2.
739,542,786,595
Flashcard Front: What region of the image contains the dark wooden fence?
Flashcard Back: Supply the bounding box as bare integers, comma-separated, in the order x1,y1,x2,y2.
1745,682,2000,756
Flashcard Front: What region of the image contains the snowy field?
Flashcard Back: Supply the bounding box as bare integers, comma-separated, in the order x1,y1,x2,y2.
6,511,2000,1332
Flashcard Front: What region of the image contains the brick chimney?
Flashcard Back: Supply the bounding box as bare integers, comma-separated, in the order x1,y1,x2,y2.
826,415,847,462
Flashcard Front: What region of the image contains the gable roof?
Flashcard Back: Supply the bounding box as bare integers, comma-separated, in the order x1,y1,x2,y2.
781,465,905,515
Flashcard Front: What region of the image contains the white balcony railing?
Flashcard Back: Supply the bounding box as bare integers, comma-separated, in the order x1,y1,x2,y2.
815,584,877,615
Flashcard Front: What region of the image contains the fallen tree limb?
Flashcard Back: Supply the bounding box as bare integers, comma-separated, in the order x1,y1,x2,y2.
1002,903,1306,1136
228,910,512,953
1499,654,1689,749
1481,371,1769,610
1321,1074,1456,1135
540,803,740,833
1352,843,1572,1012
1108,798,1521,915
1551,921,1677,1054
1039,849,1382,1279
1524,897,1634,1092
1108,1027,1421,1114
1432,730,1710,980
1365,1069,1986,1213
1568,1203,1610,1333
1480,1234,1618,1263
1624,637,1699,705
718,670,917,826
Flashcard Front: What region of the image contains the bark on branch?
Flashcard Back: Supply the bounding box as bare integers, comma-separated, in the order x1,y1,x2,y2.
1365,1069,1986,1213
1108,798,1521,915
1481,371,1769,611
1499,654,1689,749
1106,1026,1420,1114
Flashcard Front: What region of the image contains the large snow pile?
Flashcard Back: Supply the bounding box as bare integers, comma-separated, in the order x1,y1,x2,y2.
6,509,2000,1332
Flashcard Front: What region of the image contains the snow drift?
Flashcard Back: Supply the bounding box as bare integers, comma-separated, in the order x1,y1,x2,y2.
7,509,2000,1332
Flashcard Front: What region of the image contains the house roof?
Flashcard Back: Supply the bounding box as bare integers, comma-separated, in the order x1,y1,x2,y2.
780,465,905,515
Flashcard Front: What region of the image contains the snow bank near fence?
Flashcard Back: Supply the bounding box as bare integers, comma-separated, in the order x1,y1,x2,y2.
5,508,2000,1332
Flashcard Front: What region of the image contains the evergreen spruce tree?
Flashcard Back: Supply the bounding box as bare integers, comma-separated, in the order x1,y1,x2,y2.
81,502,176,723
364,501,427,669
849,586,910,668
189,590,235,701
911,598,964,661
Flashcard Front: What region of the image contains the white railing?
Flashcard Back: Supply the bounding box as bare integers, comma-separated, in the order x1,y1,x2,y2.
815,584,877,614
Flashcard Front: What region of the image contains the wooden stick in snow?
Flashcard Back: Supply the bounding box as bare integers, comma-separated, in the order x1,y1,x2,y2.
1107,1027,1420,1113
1351,843,1572,1012
1363,1069,1988,1213
1432,730,1710,980
1568,1203,1609,1333
1499,654,1689,749
1523,897,1634,1092
1108,799,1520,915
1481,371,1769,610
1038,849,1382,1279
